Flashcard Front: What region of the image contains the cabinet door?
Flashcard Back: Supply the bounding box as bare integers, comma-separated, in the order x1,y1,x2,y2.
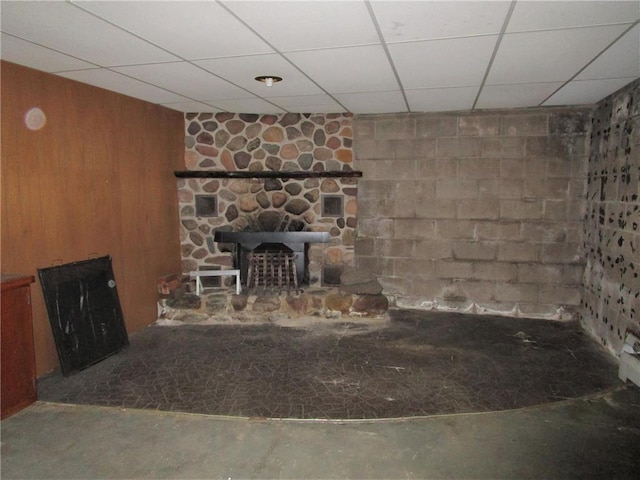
1,284,37,419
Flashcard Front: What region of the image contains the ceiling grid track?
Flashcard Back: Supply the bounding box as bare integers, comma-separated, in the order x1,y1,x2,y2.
472,0,518,110
364,0,411,113
538,19,640,107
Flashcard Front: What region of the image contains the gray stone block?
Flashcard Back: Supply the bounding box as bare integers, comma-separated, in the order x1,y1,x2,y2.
458,115,500,136
416,116,458,138
436,137,481,157
501,113,548,136
457,199,500,220
452,241,498,261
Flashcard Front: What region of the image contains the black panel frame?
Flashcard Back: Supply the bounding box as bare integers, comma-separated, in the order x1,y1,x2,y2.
38,256,129,376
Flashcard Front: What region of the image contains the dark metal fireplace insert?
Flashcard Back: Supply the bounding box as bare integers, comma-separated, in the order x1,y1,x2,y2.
214,231,330,286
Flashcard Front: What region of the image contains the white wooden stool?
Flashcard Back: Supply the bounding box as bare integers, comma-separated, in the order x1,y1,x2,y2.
189,269,241,295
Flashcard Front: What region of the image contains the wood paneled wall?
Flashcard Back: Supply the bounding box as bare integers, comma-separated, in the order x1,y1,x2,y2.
1,61,184,375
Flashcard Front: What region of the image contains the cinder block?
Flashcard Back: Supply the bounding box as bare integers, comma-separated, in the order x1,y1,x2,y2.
520,223,567,243
436,179,479,199
354,237,375,256
395,138,436,158
353,118,375,141
394,219,437,239
416,116,458,138
416,158,457,178
517,264,563,284
473,262,518,281
548,111,589,135
435,260,474,279
498,242,539,262
376,117,416,140
481,137,525,158
452,279,496,302
540,243,582,264
355,139,395,160
453,241,498,261
523,157,548,177
501,158,524,178
544,200,568,220
494,282,538,303
393,258,435,278
523,178,569,200
458,115,500,136
407,278,452,298
457,199,500,220
374,238,415,258
500,200,544,220
437,220,477,239
357,218,395,238
501,113,548,136
547,157,572,177
476,221,521,240
562,264,585,284
481,179,523,199
414,240,454,259
457,158,501,178
414,199,457,219
436,137,481,157
538,284,582,305
372,159,416,179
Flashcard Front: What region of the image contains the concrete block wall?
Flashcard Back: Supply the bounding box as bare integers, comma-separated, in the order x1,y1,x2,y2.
354,108,589,319
581,79,640,356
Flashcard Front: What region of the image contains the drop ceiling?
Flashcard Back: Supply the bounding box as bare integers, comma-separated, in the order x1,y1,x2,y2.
1,0,638,114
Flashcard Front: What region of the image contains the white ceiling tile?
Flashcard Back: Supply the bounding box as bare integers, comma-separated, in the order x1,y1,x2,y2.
487,25,630,85
160,102,223,113
222,0,379,51
576,25,640,80
475,82,565,109
390,36,498,89
405,87,478,112
57,69,190,104
334,91,407,114
543,77,638,106
0,1,178,66
0,33,96,72
265,94,343,109
74,1,273,60
207,98,285,114
372,1,510,42
507,1,640,33
194,54,323,96
285,45,398,93
112,62,251,101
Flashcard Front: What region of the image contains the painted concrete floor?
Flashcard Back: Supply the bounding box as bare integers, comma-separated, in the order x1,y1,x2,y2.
5,310,639,478
1,386,640,479
38,310,620,419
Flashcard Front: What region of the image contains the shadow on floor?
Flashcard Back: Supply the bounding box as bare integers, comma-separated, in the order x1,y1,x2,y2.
38,309,621,420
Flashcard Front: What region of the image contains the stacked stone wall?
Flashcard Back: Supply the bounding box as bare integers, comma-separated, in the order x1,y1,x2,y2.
354,108,589,319
180,113,356,285
581,79,640,355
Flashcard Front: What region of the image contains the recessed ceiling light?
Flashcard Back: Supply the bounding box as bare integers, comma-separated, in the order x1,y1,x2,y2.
255,75,283,87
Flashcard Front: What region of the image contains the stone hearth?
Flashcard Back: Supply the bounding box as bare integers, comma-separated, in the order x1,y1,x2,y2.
159,287,389,326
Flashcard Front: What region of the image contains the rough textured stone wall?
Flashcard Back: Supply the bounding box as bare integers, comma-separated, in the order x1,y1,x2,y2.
354,108,589,319
180,113,356,285
581,79,640,355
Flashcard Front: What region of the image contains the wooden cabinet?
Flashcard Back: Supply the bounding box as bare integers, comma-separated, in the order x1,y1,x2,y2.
1,274,37,419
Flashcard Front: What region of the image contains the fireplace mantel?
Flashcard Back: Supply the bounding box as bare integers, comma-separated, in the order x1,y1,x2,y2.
174,170,362,179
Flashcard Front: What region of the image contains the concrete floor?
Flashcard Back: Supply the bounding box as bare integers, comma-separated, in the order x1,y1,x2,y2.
2,385,640,479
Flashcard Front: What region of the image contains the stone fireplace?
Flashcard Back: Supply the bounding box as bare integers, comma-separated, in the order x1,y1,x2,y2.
177,113,360,290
